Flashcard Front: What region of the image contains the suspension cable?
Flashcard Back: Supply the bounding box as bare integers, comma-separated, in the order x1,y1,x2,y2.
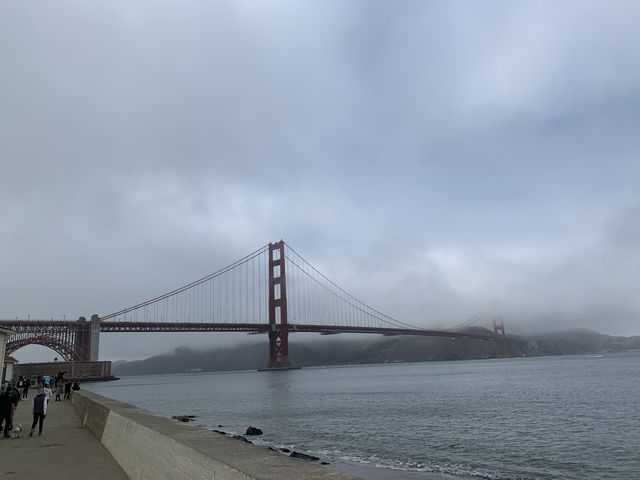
284,242,425,330
102,244,268,320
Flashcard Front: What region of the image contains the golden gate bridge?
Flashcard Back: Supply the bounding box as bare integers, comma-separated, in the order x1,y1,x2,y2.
0,240,511,368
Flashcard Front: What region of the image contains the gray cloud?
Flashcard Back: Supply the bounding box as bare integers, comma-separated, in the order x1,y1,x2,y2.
1,0,639,360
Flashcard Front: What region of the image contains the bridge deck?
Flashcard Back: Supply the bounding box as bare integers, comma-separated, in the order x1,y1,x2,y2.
0,320,505,340
98,321,501,341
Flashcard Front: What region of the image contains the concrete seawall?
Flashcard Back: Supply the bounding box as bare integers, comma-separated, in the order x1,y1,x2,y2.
72,391,361,480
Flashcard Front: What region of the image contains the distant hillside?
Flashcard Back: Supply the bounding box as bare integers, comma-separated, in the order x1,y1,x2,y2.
530,328,640,355
112,328,640,376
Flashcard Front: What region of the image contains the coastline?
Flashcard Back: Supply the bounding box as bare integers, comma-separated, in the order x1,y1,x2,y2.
75,387,463,480
88,356,640,480
72,389,362,480
203,425,464,480
85,368,485,480
330,462,463,480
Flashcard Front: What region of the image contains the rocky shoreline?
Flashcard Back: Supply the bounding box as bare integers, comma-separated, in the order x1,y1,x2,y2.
170,414,461,479
172,415,330,465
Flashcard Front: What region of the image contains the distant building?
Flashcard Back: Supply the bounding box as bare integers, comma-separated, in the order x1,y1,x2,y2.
15,360,113,381
0,327,13,384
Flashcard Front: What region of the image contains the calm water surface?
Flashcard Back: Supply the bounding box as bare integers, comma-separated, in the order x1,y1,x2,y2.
87,353,640,479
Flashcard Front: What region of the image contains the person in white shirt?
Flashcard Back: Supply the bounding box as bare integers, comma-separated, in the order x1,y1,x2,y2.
43,384,52,402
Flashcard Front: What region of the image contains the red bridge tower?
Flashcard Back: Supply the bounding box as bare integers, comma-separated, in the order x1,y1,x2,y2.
493,317,509,358
265,240,294,369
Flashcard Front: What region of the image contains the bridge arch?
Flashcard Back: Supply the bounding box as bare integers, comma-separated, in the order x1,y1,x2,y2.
6,336,78,362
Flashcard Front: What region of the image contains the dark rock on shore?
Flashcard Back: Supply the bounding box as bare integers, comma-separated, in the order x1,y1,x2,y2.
290,451,320,461
232,435,252,444
245,426,263,436
280,448,291,453
172,415,196,422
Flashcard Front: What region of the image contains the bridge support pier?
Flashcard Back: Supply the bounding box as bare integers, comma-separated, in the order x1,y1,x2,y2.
74,317,91,361
72,315,101,361
264,240,295,370
493,317,509,358
90,314,101,361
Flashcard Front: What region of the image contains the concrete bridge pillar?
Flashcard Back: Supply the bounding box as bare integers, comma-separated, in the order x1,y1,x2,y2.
74,317,90,361
90,314,101,361
73,315,101,361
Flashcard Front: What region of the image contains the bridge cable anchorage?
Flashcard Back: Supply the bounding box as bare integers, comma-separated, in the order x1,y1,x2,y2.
100,244,269,321
283,241,425,330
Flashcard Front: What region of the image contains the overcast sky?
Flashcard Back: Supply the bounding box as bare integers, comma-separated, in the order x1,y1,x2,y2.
2,0,639,361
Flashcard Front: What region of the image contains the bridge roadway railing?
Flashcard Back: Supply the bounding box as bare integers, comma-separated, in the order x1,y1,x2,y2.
1,319,506,340
98,320,503,341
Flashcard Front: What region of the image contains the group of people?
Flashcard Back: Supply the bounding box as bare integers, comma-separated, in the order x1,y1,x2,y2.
0,373,80,438
15,376,30,399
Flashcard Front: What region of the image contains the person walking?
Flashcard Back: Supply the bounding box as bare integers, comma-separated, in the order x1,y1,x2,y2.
29,389,48,436
22,377,30,399
6,383,20,433
55,382,63,401
0,388,18,438
63,381,72,400
7,383,20,407
43,383,52,403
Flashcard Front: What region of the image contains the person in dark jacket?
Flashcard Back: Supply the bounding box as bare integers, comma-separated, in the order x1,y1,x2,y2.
0,388,18,438
5,384,20,434
30,389,48,436
63,381,72,400
6,383,20,406
22,377,30,399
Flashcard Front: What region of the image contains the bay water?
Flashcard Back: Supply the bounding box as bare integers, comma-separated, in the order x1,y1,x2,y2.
86,353,640,479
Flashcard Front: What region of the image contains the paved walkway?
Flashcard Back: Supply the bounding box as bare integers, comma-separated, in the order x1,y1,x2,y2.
0,395,128,479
